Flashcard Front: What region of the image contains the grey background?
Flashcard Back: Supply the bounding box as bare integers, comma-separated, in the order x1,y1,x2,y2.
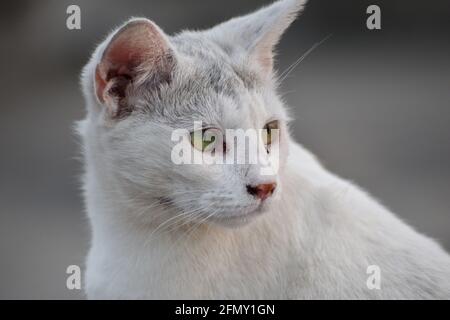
0,0,449,299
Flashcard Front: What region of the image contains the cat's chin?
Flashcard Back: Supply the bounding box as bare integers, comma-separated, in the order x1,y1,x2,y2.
211,215,255,228
209,202,271,228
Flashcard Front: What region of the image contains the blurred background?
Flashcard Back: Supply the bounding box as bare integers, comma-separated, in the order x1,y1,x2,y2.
0,0,449,299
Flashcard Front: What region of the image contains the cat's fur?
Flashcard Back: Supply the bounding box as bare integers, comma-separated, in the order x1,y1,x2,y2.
79,0,450,299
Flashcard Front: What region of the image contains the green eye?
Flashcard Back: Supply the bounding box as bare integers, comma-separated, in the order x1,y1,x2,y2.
190,129,217,152
262,120,279,145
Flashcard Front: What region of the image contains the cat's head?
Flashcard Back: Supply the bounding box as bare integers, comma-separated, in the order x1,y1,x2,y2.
81,0,306,228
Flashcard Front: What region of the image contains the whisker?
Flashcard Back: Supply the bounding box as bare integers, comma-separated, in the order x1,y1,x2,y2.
278,34,333,84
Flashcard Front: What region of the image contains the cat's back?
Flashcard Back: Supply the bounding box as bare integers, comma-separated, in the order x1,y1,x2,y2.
284,142,450,299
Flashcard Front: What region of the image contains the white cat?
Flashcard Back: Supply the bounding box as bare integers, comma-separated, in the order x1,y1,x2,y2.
78,0,450,299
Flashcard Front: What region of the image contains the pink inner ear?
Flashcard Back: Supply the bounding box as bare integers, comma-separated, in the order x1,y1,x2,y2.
95,20,171,104
255,44,275,74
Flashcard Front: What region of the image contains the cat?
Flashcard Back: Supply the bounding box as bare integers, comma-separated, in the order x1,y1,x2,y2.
78,0,450,299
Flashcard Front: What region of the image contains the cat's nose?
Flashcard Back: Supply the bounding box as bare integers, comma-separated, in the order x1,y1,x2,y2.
246,183,277,201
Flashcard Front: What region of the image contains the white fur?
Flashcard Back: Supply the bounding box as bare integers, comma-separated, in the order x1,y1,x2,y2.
79,0,450,299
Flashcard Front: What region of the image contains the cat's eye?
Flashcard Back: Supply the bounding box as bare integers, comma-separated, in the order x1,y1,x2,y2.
262,120,279,146
190,128,218,152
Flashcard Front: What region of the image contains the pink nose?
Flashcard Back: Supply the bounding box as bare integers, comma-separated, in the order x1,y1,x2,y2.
246,183,277,201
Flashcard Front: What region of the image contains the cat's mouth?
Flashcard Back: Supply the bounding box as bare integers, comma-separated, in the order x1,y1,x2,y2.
156,195,273,228
210,213,260,227
209,201,271,227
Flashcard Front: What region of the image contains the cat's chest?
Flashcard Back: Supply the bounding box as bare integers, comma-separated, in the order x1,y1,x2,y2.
87,223,292,299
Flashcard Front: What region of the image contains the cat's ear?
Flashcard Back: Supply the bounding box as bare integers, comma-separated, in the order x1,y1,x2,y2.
94,18,175,118
207,0,306,76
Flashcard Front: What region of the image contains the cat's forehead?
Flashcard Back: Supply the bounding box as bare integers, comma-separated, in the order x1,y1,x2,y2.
145,74,256,130
137,32,271,129
171,32,260,89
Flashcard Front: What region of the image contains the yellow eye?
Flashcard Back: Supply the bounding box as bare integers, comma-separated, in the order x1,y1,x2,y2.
262,120,279,146
190,129,217,152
